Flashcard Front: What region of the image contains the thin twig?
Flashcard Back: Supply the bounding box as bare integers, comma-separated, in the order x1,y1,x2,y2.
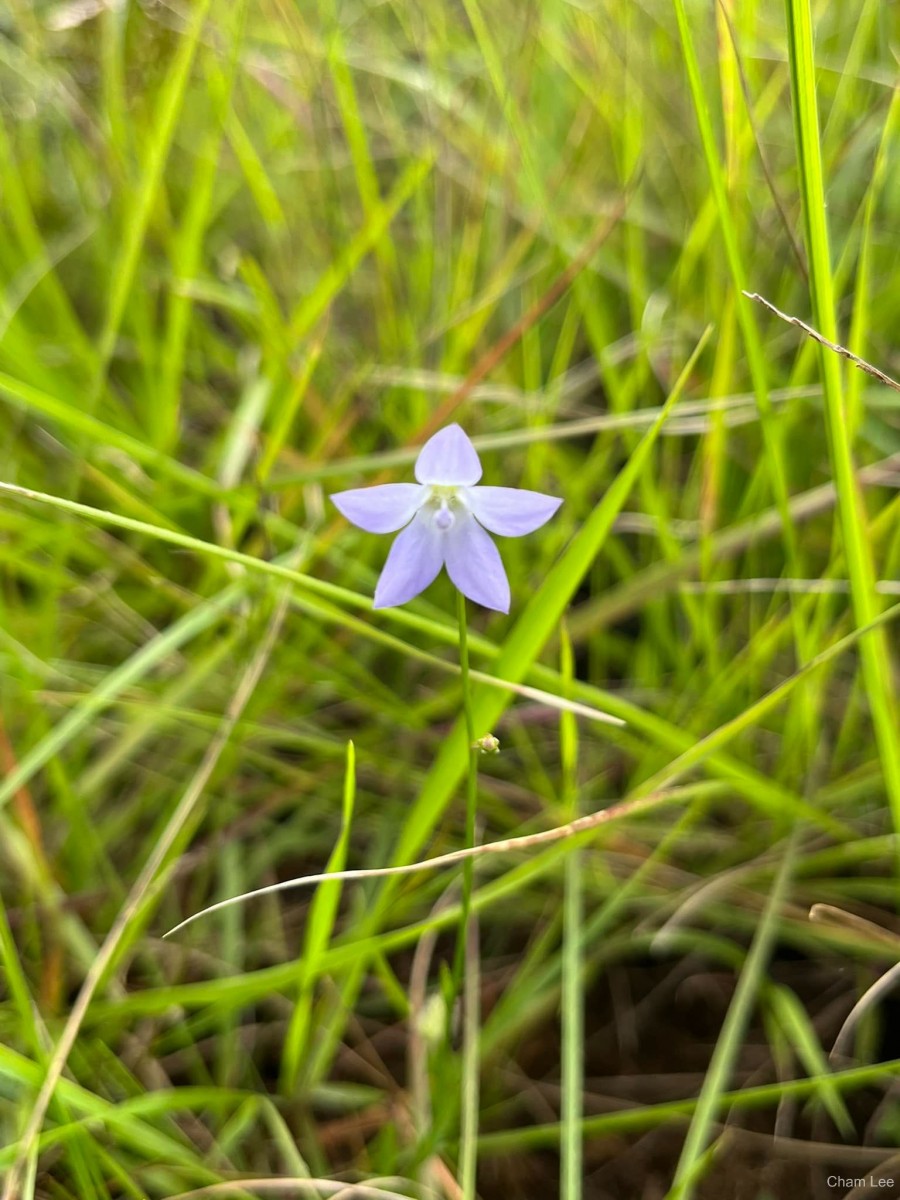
165,1179,432,1200
163,788,684,938
808,903,900,950
831,959,900,1063
744,291,900,395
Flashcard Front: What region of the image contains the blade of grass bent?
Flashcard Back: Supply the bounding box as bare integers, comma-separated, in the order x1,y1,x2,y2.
0,479,624,731
476,1055,900,1154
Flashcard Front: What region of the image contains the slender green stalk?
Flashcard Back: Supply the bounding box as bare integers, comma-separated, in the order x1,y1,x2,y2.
454,590,479,1199
451,591,479,989
458,592,478,911
459,917,480,1200
560,622,583,1200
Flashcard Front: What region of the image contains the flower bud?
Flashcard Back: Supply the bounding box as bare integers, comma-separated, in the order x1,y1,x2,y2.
472,733,500,754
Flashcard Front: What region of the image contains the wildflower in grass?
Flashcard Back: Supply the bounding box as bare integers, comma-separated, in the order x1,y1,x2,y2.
331,424,561,612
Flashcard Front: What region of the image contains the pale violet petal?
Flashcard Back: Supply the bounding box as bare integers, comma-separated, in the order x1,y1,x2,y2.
414,424,482,486
331,483,423,533
373,511,444,608
467,486,562,537
444,514,510,613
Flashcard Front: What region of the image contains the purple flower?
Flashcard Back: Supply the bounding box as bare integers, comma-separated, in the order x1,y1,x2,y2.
331,424,562,612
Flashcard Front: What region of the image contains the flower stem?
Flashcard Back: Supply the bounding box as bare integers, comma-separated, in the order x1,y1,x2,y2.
458,591,477,903
560,622,583,1200
454,589,479,1200
451,590,478,989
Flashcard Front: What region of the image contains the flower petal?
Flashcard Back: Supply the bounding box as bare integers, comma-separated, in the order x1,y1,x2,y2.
373,511,445,608
414,424,482,486
467,486,562,537
331,483,423,533
443,515,510,613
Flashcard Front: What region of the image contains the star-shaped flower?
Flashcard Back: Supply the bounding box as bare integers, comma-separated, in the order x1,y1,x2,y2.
331,424,562,612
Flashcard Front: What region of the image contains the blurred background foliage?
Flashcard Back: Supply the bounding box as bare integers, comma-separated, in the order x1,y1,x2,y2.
0,0,899,1196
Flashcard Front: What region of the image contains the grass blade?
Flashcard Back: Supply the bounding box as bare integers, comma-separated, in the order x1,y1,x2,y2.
783,0,900,838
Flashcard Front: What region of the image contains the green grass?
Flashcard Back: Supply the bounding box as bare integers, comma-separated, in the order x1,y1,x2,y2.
1,2,899,1198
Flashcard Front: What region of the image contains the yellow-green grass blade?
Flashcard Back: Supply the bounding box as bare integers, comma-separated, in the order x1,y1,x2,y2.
559,623,583,1200
475,1054,900,1154
768,984,854,1139
784,0,900,840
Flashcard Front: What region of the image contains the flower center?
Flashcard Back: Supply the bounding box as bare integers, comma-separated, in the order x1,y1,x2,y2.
424,485,466,532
